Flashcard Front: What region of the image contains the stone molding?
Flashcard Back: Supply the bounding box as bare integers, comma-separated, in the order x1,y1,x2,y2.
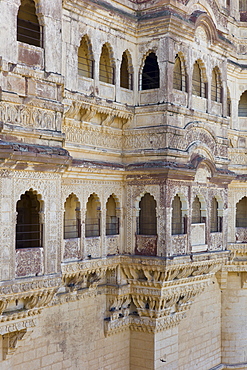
0,253,228,349
0,102,62,132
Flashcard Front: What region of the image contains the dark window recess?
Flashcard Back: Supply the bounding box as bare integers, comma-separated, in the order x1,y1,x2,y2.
64,218,81,239
142,52,160,90
78,56,94,79
85,217,100,237
99,64,115,84
78,37,94,79
99,44,115,85
192,196,202,224
120,52,133,90
17,0,42,47
238,91,247,117
236,196,247,227
106,216,119,236
138,193,157,235
210,198,222,232
172,195,186,235
16,191,42,249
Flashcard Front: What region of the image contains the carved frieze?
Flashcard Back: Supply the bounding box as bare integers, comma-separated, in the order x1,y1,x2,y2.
63,122,122,150
0,102,62,132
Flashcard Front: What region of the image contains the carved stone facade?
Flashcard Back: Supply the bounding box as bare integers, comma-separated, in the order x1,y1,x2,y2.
0,0,247,369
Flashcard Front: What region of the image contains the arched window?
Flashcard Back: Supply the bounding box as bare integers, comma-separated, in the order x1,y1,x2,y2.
17,0,42,47
192,196,201,224
240,0,247,11
192,61,206,98
64,194,81,239
211,68,222,103
99,44,115,85
227,87,231,117
210,197,222,232
236,197,247,227
192,62,201,97
240,0,247,21
172,195,185,235
138,193,157,235
173,55,182,91
85,194,101,237
106,195,119,235
238,91,247,117
16,190,42,249
78,36,94,79
120,51,133,90
141,52,160,90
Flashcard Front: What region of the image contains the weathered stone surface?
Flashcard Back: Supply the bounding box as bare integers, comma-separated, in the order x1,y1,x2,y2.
0,0,246,369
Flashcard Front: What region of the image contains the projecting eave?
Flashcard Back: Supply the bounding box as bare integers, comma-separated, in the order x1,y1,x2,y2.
69,158,125,172
0,141,72,172
125,160,235,185
125,161,195,180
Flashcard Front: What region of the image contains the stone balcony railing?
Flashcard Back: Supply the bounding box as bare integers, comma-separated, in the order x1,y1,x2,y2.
18,41,44,69
191,95,207,112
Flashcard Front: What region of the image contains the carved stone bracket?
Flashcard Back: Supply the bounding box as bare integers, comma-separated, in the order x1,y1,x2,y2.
217,244,247,289
64,99,133,128
3,329,27,360
0,275,61,322
102,254,228,336
0,319,35,360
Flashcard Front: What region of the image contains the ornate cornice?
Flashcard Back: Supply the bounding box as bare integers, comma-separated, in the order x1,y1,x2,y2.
0,253,228,341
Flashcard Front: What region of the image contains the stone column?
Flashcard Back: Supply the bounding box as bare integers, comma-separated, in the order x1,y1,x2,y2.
115,59,121,103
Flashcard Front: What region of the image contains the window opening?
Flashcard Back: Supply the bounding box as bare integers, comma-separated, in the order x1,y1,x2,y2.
192,196,201,224
85,194,101,237
99,44,115,85
78,36,94,79
141,52,160,90
211,69,217,102
172,195,185,235
238,91,247,117
211,68,222,103
16,190,42,249
106,195,119,236
173,55,182,91
120,52,133,90
210,197,222,232
17,0,42,47
64,194,81,239
192,62,201,96
138,193,157,235
227,87,231,117
236,197,247,227
240,0,247,11
192,61,206,98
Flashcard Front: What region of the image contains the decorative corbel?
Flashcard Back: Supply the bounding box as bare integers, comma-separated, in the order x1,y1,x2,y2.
2,329,27,360
101,114,115,127
241,272,247,289
81,107,96,123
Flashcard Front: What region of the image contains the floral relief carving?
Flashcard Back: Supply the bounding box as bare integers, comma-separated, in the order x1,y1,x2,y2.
171,234,187,255
106,236,119,256
84,238,101,258
15,248,43,277
63,239,81,260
